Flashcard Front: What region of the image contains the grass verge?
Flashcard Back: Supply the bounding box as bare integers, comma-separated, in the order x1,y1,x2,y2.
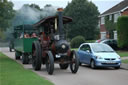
0,52,54,85
122,59,128,64
116,51,128,57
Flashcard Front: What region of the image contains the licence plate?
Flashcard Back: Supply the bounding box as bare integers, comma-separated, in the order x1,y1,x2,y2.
106,61,115,63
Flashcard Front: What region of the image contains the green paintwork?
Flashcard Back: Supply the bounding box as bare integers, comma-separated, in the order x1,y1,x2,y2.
14,38,38,53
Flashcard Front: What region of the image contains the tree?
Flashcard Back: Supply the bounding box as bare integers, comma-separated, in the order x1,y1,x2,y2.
0,0,14,31
29,3,41,11
64,0,99,40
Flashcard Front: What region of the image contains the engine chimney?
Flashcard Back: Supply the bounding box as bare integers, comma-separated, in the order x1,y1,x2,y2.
57,8,64,39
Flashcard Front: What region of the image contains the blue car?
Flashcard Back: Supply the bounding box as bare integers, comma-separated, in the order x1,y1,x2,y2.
77,43,121,69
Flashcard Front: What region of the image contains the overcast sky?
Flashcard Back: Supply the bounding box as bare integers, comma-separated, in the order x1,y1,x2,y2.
9,0,123,13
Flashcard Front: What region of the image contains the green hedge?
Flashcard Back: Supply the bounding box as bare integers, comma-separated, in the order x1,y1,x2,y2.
117,16,128,49
70,35,85,48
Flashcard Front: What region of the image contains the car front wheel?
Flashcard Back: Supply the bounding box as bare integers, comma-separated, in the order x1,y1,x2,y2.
90,60,96,69
114,66,120,69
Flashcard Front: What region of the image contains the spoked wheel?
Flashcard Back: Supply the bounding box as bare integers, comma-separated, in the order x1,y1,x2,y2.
46,51,54,75
70,51,79,73
22,53,29,64
15,51,20,60
32,41,42,70
90,60,96,69
59,63,69,69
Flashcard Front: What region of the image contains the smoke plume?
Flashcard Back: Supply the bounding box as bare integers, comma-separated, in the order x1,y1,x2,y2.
12,5,57,26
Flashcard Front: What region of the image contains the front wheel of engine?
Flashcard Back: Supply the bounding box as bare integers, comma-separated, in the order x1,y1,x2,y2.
70,51,79,74
46,51,54,75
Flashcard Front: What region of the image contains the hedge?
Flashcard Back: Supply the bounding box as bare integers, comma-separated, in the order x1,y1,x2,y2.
117,16,128,49
70,35,85,48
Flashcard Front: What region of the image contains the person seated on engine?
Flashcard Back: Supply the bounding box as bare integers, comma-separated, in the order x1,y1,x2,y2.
24,33,30,38
31,32,37,38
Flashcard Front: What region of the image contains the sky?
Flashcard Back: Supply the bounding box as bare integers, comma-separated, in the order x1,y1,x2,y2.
9,0,124,13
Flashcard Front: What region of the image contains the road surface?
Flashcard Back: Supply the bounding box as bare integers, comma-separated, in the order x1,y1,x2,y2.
0,47,128,85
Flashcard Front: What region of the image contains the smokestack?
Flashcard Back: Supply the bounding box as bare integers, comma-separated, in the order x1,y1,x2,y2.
57,8,64,39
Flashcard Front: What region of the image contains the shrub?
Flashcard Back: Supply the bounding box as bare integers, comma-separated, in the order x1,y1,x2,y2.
70,35,85,48
117,16,128,49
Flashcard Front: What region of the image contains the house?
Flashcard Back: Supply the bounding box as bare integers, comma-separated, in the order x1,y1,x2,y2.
99,0,128,40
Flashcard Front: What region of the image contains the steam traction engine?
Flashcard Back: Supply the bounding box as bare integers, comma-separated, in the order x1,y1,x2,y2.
32,8,79,75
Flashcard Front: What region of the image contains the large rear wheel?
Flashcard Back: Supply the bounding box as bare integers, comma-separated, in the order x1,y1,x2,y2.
32,41,42,70
70,51,79,73
46,51,54,75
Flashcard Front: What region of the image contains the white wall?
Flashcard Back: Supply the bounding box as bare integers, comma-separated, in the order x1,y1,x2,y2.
113,31,117,40
100,32,106,40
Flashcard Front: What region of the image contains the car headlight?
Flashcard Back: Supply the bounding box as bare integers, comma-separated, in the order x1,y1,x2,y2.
117,55,121,59
96,56,103,59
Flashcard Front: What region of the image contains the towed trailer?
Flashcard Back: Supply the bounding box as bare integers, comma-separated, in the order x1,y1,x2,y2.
14,25,38,64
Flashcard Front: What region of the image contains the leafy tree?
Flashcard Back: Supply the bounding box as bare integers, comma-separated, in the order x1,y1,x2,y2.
64,0,99,40
29,3,41,11
0,0,14,31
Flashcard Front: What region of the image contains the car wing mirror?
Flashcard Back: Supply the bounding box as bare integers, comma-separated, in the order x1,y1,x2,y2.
86,50,90,53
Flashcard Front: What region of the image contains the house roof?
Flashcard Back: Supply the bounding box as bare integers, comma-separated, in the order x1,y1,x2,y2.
101,0,128,16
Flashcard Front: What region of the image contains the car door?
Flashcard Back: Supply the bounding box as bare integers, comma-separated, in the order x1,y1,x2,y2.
78,44,91,64
78,45,86,63
84,45,92,64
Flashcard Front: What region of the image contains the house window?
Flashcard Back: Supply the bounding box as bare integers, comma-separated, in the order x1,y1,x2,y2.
114,13,120,22
101,17,105,24
109,15,112,20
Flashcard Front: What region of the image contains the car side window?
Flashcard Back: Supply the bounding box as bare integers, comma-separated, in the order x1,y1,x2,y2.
80,45,91,53
86,45,91,53
80,45,86,51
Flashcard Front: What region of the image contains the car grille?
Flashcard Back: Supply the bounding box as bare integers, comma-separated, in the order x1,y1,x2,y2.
104,58,116,60
101,63,118,65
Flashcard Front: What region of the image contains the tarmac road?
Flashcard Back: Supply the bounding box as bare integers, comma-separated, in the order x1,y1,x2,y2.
0,47,128,85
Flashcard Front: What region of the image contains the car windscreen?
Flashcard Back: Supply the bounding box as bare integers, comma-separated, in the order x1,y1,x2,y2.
91,44,115,52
